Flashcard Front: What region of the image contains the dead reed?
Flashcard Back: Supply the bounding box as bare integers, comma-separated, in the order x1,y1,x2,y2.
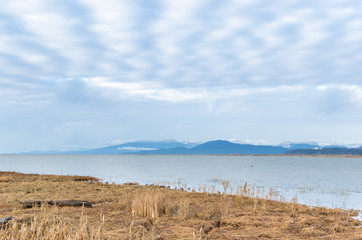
0,207,105,240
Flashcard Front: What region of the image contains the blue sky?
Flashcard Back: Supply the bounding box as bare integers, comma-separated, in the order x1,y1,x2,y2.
1,0,362,153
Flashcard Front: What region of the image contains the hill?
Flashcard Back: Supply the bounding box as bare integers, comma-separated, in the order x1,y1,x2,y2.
137,140,287,155
70,140,195,154
19,140,361,155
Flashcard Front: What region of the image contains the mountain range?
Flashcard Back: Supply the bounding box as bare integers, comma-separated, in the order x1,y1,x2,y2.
20,140,362,155
136,140,287,155
67,140,195,154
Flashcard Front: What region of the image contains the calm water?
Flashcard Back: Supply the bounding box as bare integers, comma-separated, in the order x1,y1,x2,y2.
1,154,361,212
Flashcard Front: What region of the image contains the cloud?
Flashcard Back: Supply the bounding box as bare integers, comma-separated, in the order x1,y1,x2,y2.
314,85,355,113
78,0,139,54
2,0,362,86
1,0,362,152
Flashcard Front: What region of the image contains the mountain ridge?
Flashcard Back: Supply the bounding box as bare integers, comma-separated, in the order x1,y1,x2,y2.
17,140,362,155
137,140,287,155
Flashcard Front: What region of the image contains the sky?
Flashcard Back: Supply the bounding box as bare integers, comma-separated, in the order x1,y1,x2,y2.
1,0,362,153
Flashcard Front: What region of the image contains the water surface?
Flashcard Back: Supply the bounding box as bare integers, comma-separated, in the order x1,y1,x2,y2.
0,154,361,212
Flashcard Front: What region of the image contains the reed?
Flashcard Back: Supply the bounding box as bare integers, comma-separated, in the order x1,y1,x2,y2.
132,190,172,219
0,208,105,240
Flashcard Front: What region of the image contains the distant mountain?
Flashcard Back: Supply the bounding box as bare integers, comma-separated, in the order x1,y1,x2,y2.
137,140,288,155
286,147,362,155
18,140,359,155
67,140,195,154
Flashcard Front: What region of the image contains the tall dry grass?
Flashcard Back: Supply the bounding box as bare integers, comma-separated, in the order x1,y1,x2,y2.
0,207,105,240
132,190,172,219
131,189,194,221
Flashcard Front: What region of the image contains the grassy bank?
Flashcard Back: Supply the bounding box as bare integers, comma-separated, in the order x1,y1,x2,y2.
0,172,361,239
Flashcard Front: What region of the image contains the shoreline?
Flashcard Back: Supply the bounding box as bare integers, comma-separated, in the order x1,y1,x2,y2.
2,153,362,158
2,153,362,159
0,171,361,239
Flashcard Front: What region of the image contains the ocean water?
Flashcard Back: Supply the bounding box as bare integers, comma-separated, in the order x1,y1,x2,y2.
0,154,361,212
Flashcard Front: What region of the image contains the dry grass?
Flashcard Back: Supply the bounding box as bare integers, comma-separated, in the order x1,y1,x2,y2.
0,177,10,183
0,171,361,239
1,207,105,240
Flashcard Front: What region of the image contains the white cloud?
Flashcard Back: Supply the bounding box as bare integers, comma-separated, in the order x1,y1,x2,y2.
2,0,362,151
78,0,139,54
342,85,362,104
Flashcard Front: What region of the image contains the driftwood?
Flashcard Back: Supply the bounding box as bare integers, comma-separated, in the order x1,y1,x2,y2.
21,200,92,208
0,216,12,228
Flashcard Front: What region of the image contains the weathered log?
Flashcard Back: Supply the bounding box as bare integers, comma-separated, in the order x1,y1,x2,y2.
21,200,92,208
21,200,47,208
0,216,12,228
53,200,92,207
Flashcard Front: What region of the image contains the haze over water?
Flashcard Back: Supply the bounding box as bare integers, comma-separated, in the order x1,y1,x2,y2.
1,154,361,212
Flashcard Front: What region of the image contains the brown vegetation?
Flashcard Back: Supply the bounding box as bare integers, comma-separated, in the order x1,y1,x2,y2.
0,171,361,239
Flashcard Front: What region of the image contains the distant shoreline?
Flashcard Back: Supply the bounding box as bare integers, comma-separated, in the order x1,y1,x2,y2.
137,154,362,158
230,154,362,158
2,153,362,158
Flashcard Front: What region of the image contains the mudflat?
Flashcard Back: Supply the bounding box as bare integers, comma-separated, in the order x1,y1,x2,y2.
0,171,361,239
